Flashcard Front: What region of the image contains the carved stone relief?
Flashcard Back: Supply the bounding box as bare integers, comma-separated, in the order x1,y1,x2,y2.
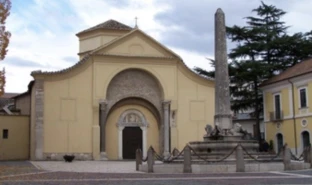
105,69,164,153
117,109,148,127
106,69,163,114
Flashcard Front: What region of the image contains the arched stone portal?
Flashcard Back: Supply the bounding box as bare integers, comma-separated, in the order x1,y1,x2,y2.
105,104,159,159
99,69,171,159
118,109,147,159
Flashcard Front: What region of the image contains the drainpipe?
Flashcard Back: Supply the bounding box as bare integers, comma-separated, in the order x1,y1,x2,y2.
288,79,298,155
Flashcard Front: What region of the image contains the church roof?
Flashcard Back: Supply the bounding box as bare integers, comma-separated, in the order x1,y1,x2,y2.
31,28,214,82
76,19,133,36
260,58,312,87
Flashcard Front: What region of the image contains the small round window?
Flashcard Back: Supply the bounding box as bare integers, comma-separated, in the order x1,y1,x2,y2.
301,119,308,127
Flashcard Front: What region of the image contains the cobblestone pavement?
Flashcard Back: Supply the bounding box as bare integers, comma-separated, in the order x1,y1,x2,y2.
1,161,312,185
0,161,42,177
31,161,144,173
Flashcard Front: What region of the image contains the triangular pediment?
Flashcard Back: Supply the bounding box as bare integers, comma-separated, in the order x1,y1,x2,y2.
92,29,181,59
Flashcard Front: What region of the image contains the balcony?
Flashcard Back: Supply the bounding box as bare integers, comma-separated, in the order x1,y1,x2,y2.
269,111,283,122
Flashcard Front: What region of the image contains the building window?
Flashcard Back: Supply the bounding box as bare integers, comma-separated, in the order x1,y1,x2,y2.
274,94,281,120
299,88,307,108
2,129,8,139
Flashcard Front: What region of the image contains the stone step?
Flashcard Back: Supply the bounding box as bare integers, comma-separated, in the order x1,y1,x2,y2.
163,154,283,162
161,157,283,164
99,152,108,161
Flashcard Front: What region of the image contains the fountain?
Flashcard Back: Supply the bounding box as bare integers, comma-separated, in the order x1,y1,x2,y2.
188,8,258,157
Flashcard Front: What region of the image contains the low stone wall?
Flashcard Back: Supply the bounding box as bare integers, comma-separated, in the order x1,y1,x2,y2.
139,162,310,173
0,115,30,160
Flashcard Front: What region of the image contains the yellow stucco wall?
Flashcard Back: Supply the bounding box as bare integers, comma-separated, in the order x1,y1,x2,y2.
175,68,215,149
80,35,120,53
105,104,159,160
296,117,312,148
265,120,295,148
78,30,130,54
92,58,214,152
265,87,290,119
265,117,312,152
43,64,93,154
293,82,312,115
264,78,312,153
106,35,169,57
33,29,215,160
281,88,290,117
0,115,29,160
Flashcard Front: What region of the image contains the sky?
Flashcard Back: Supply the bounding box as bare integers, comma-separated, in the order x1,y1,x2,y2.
2,0,312,93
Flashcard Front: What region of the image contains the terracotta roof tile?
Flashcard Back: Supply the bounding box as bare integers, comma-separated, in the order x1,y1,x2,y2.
261,58,312,86
77,19,133,36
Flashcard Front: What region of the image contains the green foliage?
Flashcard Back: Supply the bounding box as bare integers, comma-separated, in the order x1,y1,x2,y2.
193,1,312,144
0,0,11,96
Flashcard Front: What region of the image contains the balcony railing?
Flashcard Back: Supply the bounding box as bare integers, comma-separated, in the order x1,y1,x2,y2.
269,111,283,121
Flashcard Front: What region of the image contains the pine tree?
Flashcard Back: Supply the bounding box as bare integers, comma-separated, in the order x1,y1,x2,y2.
194,1,312,147
0,0,11,96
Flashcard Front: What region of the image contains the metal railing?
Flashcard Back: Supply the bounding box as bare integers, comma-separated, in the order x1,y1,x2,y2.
269,110,283,121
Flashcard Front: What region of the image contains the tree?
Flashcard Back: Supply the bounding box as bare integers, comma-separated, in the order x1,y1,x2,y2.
0,67,4,95
194,1,312,148
0,0,11,96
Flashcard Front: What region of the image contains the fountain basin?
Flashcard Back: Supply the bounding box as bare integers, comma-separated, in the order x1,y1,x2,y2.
189,140,259,155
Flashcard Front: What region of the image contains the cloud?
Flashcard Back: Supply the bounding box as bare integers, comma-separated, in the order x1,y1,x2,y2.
2,0,312,93
154,0,258,55
63,56,78,63
3,56,45,68
154,0,312,56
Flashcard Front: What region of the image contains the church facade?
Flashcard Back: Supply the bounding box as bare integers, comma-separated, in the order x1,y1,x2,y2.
30,20,215,160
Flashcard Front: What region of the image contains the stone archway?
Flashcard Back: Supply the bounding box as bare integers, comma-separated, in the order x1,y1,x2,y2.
99,68,171,159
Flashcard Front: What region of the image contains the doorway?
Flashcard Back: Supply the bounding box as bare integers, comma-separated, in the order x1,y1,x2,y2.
122,127,142,159
302,131,310,148
276,133,283,153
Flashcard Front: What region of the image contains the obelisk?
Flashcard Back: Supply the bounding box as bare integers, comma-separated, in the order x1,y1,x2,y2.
214,8,232,134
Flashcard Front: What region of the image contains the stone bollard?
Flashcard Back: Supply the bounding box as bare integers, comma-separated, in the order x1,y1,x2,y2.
236,145,245,172
283,146,291,171
136,148,142,171
303,147,308,163
309,146,312,168
147,147,154,173
307,146,311,163
183,145,192,173
172,148,180,157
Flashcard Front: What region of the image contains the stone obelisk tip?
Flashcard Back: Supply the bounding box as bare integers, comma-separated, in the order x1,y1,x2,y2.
216,8,224,14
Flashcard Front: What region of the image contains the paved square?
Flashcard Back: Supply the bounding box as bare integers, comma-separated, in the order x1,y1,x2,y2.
1,161,312,185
